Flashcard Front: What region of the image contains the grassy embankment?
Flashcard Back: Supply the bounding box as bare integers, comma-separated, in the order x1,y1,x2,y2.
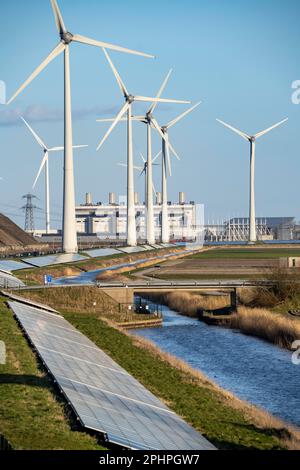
0,297,106,450
2,291,300,449
17,287,159,325
14,247,183,286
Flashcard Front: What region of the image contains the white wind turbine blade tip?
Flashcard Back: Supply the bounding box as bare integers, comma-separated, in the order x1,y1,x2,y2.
166,101,202,129
33,153,48,189
102,48,128,97
135,96,190,104
73,34,154,59
148,68,173,114
20,116,47,149
152,150,162,163
6,43,65,105
96,102,130,151
216,118,250,141
140,152,146,163
254,118,289,139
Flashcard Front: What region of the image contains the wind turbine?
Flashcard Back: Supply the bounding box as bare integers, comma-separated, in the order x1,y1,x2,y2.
96,49,189,246
21,116,87,234
118,151,161,208
7,0,154,254
216,117,288,243
152,102,202,243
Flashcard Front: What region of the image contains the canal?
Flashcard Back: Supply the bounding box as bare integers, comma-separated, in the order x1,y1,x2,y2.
131,298,300,428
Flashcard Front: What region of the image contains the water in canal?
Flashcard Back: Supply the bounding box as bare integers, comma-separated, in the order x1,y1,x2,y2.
131,298,300,427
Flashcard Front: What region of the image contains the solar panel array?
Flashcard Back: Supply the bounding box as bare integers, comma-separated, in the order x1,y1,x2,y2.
0,260,31,273
10,301,215,451
22,253,88,268
0,272,24,288
86,248,121,258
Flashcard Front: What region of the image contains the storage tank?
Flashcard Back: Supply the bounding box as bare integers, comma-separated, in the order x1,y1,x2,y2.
179,192,186,205
85,193,92,205
109,192,116,205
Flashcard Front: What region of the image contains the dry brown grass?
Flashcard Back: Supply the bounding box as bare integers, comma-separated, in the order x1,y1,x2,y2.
144,291,230,318
230,306,300,350
124,331,300,449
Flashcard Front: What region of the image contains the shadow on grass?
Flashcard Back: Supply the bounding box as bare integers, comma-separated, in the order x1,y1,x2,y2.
0,373,49,388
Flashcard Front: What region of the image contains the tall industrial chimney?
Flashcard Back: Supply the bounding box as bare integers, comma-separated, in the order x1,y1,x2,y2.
109,192,116,205
86,192,92,205
156,192,162,205
179,192,186,205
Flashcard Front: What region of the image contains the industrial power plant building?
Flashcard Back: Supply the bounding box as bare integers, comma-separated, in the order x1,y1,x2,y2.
75,192,198,242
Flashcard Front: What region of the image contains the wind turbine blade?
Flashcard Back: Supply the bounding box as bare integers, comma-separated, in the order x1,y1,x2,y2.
166,101,202,129
20,117,47,149
50,0,67,35
117,163,128,168
165,134,172,177
96,102,130,151
216,119,250,141
72,34,154,58
102,49,128,97
96,116,143,123
140,152,146,163
152,182,157,196
7,42,65,105
48,146,64,152
73,145,89,149
152,119,180,161
254,118,288,139
148,68,173,115
152,150,162,163
33,153,48,189
135,96,190,104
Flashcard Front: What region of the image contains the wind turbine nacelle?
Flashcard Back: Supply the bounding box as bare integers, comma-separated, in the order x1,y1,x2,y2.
61,32,74,45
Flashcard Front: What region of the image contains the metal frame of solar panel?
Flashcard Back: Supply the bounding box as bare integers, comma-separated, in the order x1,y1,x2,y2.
9,301,215,451
0,273,24,288
22,253,88,268
117,246,146,254
0,260,31,272
86,248,120,258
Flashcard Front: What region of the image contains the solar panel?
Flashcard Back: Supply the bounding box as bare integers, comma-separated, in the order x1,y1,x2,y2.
86,248,121,258
1,291,58,313
0,273,25,288
22,253,88,268
118,246,146,254
141,245,155,251
0,260,31,272
9,301,215,451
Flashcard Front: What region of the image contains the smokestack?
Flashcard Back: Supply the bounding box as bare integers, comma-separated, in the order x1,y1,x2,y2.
134,192,139,205
85,192,92,205
156,192,162,205
179,192,185,205
109,192,116,205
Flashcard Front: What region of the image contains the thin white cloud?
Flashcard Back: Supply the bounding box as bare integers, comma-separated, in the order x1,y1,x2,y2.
0,104,119,126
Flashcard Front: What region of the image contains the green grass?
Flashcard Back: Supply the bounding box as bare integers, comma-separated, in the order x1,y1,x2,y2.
189,248,300,260
0,298,106,450
63,310,286,450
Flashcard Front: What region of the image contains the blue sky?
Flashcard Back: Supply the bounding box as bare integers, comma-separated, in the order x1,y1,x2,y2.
0,0,299,229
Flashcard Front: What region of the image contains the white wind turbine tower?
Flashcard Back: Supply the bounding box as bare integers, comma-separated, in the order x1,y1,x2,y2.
216,117,288,243
125,69,190,245
7,0,154,254
96,49,188,246
152,102,202,243
21,116,87,234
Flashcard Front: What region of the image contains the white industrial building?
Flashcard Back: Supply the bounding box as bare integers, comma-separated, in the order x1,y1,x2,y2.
75,192,198,242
